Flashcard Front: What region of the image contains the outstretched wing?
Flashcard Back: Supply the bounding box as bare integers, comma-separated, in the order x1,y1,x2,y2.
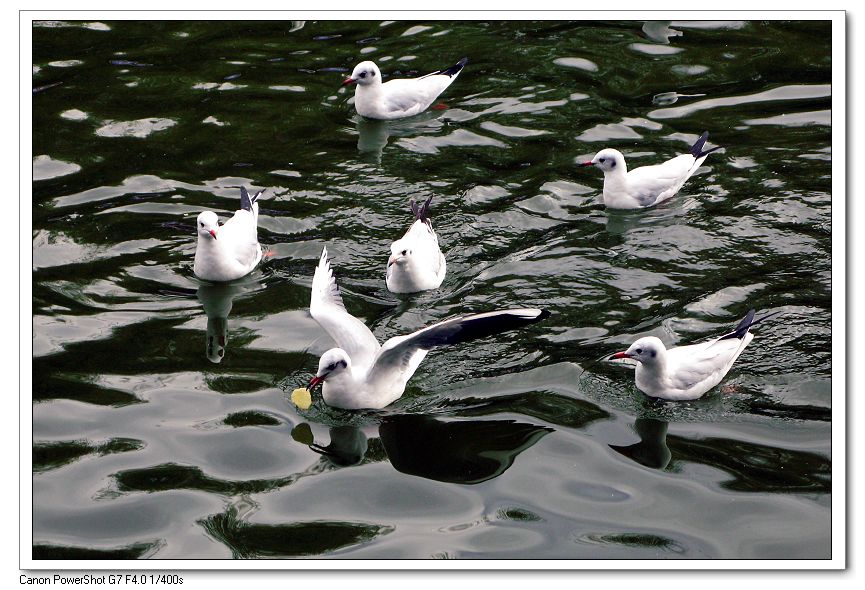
367,308,549,385
309,247,381,369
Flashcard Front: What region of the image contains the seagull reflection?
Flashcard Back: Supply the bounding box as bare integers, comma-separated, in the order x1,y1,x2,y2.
309,425,370,467
196,281,257,363
355,113,444,164
641,21,683,44
609,417,672,470
299,414,551,483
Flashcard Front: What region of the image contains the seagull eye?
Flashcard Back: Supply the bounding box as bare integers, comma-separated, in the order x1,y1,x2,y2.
359,72,367,79
599,158,605,163
636,348,643,354
401,249,407,256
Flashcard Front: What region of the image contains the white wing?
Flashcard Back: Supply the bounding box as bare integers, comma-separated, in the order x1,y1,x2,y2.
309,247,381,369
666,334,751,392
382,75,456,116
219,206,261,269
403,220,443,274
627,154,698,206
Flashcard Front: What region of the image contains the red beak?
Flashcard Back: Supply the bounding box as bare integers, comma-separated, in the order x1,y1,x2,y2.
610,351,631,360
579,161,594,167
308,375,324,391
209,229,217,240
342,77,356,86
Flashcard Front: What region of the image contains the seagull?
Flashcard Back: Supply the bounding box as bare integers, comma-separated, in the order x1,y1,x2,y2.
580,131,721,209
342,57,468,120
386,196,446,293
609,309,780,401
306,246,549,410
193,187,264,282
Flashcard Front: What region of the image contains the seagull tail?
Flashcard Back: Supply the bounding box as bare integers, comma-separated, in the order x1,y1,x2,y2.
718,309,782,341
689,131,722,159
442,57,468,78
410,195,434,226
240,186,265,212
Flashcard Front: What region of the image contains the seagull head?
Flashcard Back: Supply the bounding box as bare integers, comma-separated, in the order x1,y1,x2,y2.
387,240,413,268
610,336,666,364
309,348,351,391
580,148,626,174
196,211,219,240
343,61,381,87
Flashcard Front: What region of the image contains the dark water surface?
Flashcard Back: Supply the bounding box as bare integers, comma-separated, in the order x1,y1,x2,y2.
31,19,832,560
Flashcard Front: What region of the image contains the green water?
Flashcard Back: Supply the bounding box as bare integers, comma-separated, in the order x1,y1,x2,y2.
32,19,831,560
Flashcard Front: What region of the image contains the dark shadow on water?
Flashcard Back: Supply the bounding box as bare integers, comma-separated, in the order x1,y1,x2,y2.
299,414,552,485
610,413,831,493
378,414,551,484
444,389,611,430
199,505,393,559
34,438,145,473
32,540,163,560
667,432,832,493
32,371,144,407
112,462,302,496
609,417,672,470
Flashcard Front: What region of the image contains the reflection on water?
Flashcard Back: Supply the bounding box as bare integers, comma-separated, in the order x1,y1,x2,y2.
380,415,551,484
197,280,260,363
609,417,672,470
296,414,551,484
354,113,447,164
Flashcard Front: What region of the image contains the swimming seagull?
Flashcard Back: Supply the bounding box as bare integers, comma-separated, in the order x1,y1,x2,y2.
386,196,446,293
609,309,780,401
342,57,468,120
580,131,721,209
194,186,264,282
307,246,549,410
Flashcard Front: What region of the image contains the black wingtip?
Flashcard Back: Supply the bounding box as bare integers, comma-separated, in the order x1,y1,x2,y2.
442,57,468,77
240,186,264,211
718,308,781,341
410,196,434,224
537,309,552,321
688,131,721,159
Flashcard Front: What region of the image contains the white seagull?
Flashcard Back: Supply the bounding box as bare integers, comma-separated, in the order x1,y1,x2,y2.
307,247,549,410
610,309,780,401
386,196,446,293
194,187,264,282
580,131,721,209
342,57,468,120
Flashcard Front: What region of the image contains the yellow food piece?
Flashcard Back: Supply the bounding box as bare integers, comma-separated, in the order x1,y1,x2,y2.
291,387,312,410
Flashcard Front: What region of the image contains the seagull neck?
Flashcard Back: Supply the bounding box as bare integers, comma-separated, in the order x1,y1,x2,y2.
197,234,225,255
356,81,383,100
635,352,669,388
321,367,368,409
604,165,628,181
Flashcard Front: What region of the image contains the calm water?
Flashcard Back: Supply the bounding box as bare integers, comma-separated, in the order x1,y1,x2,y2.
31,20,832,560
